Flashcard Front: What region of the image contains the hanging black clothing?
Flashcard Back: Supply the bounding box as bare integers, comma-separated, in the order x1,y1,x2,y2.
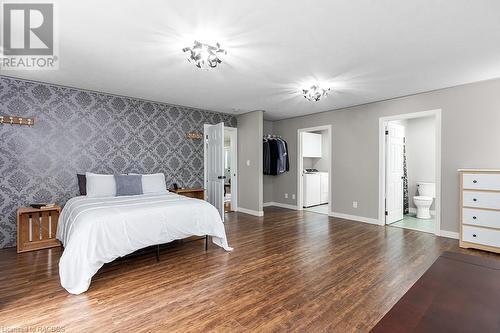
284,140,289,171
263,140,271,175
263,136,289,175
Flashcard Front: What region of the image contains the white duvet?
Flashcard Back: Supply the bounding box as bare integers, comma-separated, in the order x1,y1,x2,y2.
57,193,232,294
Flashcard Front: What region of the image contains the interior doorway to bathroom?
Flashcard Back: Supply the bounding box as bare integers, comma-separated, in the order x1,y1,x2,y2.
378,110,441,235
204,125,238,216
297,125,332,215
223,127,237,212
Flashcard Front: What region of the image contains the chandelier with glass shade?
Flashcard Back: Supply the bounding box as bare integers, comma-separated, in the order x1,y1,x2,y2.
182,40,226,69
302,85,330,102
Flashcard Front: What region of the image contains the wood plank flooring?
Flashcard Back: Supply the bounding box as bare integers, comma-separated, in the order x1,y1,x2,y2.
0,207,497,332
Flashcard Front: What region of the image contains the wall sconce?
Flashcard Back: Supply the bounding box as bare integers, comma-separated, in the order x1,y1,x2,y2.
186,132,203,140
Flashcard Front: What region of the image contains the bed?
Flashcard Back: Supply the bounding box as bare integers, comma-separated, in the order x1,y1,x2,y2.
56,192,232,294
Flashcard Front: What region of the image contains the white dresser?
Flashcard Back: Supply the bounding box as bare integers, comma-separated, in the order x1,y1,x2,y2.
459,169,500,254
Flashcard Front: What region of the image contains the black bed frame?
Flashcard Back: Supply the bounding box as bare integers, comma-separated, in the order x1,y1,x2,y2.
154,235,209,262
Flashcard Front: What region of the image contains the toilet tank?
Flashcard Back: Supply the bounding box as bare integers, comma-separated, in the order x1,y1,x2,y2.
417,182,435,197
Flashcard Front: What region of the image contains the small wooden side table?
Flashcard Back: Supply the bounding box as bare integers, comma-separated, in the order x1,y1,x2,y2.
169,188,205,200
17,206,61,253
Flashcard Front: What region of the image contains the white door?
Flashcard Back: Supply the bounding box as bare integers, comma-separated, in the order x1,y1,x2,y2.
385,122,405,224
206,122,225,221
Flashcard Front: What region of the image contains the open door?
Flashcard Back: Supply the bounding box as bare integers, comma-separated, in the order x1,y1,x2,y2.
385,122,405,224
206,122,225,221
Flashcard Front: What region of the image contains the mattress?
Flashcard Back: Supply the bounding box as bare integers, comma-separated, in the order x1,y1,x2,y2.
56,192,232,294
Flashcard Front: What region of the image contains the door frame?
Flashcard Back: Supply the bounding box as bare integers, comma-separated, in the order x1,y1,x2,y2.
378,109,442,236
204,124,238,213
297,125,333,214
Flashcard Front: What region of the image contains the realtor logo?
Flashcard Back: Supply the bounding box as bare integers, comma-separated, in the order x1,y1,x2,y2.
1,2,58,69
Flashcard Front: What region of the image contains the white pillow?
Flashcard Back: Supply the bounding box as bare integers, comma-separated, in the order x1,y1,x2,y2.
141,173,167,194
85,172,117,197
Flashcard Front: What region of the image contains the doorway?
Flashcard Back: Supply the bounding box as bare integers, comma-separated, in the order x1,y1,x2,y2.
379,110,441,235
204,124,238,219
223,127,237,212
297,125,332,215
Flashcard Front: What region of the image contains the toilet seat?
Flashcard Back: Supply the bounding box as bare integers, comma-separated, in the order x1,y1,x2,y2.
414,195,432,202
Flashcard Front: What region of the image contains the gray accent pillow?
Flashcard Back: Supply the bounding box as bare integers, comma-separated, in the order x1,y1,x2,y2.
114,174,143,196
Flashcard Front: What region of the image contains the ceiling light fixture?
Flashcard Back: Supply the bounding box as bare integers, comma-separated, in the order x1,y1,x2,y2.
302,85,331,102
182,40,226,69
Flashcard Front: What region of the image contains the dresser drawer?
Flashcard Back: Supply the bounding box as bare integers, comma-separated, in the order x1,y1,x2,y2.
463,225,500,248
463,191,500,210
463,173,500,190
463,208,500,229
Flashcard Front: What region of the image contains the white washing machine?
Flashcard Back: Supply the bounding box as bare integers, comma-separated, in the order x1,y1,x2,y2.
303,171,321,207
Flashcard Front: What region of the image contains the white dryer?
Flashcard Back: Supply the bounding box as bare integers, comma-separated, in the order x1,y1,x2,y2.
319,172,329,204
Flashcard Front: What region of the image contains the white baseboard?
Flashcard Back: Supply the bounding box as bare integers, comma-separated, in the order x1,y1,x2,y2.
236,207,264,217
439,230,459,239
329,212,381,225
263,202,298,210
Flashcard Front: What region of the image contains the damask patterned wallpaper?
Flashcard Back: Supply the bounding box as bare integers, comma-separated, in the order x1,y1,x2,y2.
0,76,237,248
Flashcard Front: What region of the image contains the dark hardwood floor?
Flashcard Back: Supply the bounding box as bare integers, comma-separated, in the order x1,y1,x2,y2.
0,207,497,332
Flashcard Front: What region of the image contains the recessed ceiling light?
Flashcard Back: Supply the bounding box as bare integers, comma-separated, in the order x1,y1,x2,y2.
182,40,226,69
302,84,330,102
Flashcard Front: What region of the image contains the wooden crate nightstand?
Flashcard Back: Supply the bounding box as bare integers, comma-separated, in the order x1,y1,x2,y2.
17,206,62,253
168,188,205,200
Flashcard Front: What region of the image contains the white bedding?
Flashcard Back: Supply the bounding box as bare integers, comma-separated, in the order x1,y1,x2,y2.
57,193,232,294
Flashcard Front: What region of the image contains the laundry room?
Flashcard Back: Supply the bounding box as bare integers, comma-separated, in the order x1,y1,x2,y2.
301,127,331,215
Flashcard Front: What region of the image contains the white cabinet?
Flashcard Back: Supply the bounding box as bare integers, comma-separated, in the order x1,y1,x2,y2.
302,132,322,158
459,169,500,254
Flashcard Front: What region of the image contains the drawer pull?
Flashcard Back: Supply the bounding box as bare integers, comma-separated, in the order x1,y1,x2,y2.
473,198,477,202
473,180,478,184
473,216,477,220
472,234,477,237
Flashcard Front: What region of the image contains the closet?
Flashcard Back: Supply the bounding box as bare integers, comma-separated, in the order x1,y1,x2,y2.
263,135,289,175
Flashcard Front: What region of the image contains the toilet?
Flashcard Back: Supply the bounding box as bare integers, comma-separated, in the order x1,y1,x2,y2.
413,182,435,219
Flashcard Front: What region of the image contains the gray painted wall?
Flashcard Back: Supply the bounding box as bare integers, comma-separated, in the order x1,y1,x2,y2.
0,76,236,248
263,120,274,203
268,78,500,233
237,111,263,213
404,116,436,209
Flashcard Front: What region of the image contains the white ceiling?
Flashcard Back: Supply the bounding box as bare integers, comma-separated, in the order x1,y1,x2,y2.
4,0,500,120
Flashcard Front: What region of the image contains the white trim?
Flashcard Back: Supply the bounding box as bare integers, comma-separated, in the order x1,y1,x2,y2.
330,212,380,225
263,202,299,210
439,230,459,239
378,109,442,235
297,125,333,214
236,207,264,217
